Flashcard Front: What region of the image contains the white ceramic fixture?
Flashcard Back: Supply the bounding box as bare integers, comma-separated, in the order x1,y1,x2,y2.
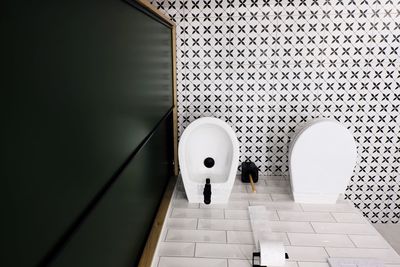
178,117,239,204
289,118,357,204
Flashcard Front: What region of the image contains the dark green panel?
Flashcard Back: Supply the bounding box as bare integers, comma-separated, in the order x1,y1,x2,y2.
0,0,172,266
50,114,173,267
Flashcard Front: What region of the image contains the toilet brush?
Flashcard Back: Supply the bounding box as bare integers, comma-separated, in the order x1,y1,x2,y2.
241,161,259,193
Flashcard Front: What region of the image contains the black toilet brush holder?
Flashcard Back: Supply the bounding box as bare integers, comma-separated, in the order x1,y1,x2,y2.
241,161,259,183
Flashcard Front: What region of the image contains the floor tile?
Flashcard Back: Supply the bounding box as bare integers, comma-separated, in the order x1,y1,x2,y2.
157,242,195,257
195,243,254,259
227,231,290,246
268,221,315,233
171,208,224,219
224,209,251,220
325,247,400,264
331,212,366,223
158,257,227,267
228,259,298,267
250,201,302,211
198,218,252,231
278,211,335,222
232,185,248,193
264,179,290,187
229,192,273,201
328,258,384,267
297,263,329,267
224,209,279,220
166,229,226,243
349,235,391,248
285,246,328,261
311,222,376,235
287,233,354,247
200,200,249,210
301,203,357,213
271,193,293,201
263,176,289,181
166,218,198,229
227,231,254,244
246,184,290,194
172,198,200,208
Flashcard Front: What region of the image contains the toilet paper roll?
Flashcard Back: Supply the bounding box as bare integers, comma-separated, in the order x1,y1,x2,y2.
259,240,285,266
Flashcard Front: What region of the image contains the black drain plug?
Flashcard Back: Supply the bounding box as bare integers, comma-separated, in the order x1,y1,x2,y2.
204,157,215,168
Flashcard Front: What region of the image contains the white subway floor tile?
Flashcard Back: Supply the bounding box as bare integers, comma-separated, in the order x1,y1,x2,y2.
195,243,254,259
166,229,226,243
331,212,367,223
325,247,400,264
311,222,376,235
349,235,391,248
246,184,290,194
278,211,335,222
198,218,252,231
250,201,302,211
301,203,357,213
157,242,195,257
172,198,200,208
229,192,273,201
226,259,252,267
166,218,198,229
158,257,227,267
228,259,298,267
200,200,249,210
287,233,354,247
227,231,290,246
225,209,279,220
232,185,248,193
171,208,224,219
297,263,329,267
227,231,254,244
225,209,251,220
285,246,328,261
268,221,315,233
271,193,293,201
264,180,290,187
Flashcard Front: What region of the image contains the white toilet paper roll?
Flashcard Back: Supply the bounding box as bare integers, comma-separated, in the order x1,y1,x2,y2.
259,240,285,266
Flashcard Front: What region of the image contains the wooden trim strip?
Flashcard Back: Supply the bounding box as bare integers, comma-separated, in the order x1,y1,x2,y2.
136,0,176,27
138,175,177,267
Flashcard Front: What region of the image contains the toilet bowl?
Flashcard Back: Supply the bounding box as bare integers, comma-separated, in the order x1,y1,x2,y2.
289,118,357,204
178,117,239,204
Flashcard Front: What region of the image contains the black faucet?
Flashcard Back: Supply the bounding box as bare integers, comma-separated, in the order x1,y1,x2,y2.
203,178,211,205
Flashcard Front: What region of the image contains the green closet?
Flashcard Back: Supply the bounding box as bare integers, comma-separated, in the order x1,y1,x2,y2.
1,0,175,266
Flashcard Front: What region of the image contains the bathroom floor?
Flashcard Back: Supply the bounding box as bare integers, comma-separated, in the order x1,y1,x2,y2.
151,176,400,267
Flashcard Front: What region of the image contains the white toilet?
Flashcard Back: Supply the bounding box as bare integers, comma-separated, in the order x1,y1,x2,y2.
178,117,239,204
289,118,357,204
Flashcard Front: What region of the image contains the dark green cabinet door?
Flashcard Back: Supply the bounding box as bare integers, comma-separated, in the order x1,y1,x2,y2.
1,0,172,266
49,114,173,267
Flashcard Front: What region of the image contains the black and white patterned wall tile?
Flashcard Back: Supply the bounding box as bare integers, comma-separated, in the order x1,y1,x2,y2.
151,0,400,223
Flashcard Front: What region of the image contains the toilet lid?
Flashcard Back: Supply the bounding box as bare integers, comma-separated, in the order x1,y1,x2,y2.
289,119,357,195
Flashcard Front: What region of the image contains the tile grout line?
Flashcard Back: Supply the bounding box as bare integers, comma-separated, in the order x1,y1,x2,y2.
347,233,358,248
309,221,317,234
